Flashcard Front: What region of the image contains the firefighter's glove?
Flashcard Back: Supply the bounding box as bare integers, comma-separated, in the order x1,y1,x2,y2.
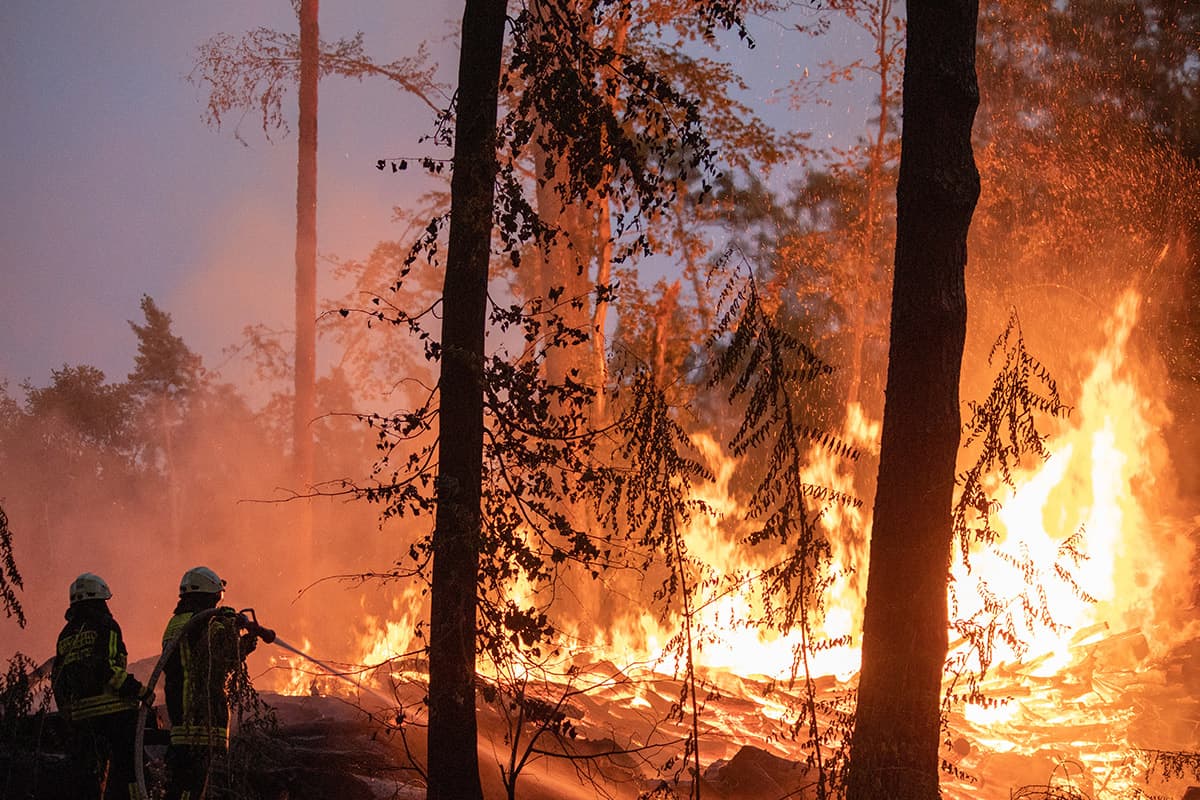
239,631,259,657
118,676,148,703
236,612,276,646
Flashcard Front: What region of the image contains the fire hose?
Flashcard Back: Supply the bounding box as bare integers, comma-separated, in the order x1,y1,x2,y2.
133,607,275,799
131,609,398,798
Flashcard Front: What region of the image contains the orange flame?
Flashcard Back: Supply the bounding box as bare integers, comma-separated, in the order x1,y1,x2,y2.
952,291,1189,678
335,289,1192,798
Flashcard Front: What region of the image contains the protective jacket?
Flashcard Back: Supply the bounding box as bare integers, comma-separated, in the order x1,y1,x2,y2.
161,597,256,748
52,599,140,720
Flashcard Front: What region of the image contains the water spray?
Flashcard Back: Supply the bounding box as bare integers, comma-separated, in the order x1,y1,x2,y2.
269,634,399,708
134,608,398,798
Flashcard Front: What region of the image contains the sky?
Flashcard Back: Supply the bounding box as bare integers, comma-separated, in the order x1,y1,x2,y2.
0,0,873,394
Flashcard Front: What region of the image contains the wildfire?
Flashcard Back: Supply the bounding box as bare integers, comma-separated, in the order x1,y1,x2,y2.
288,288,1191,799
638,288,1188,696
266,637,320,696
951,291,1183,675
356,588,425,671
945,290,1193,798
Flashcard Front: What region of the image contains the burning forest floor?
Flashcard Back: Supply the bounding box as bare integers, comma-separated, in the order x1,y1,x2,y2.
4,589,1199,800
210,617,1200,800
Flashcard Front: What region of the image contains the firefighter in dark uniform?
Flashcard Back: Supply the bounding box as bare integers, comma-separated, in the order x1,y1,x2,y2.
51,572,151,800
161,566,258,800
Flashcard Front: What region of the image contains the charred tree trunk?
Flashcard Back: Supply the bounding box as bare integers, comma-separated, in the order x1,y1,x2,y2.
846,2,979,799
426,1,506,798
293,0,319,557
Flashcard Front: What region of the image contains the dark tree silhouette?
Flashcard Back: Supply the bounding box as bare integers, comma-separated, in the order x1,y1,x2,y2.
380,2,754,796
845,1,981,798
425,1,507,797
293,0,319,572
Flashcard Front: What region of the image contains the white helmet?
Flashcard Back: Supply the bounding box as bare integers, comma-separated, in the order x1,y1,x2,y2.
69,573,112,604
179,566,226,596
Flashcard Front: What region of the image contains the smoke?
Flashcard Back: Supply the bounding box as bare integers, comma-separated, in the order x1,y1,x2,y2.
0,357,419,686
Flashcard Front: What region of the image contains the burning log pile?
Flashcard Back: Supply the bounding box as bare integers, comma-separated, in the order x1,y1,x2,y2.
939,624,1200,800
383,620,1196,800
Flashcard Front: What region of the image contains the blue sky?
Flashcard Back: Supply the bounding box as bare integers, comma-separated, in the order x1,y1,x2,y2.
0,0,874,391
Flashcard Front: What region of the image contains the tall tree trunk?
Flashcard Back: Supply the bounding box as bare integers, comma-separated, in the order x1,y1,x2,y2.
530,0,597,391
846,2,979,799
848,0,896,410
160,395,181,549
591,199,612,421
587,14,628,424
294,0,319,565
532,155,593,386
426,1,507,798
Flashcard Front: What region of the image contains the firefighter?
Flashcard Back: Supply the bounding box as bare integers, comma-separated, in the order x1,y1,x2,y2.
160,566,259,800
51,572,151,800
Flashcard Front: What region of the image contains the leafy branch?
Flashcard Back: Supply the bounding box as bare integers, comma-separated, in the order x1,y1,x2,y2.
0,504,23,628
706,255,860,799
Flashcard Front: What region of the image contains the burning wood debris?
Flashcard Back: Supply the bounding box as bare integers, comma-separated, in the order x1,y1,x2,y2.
240,616,1200,800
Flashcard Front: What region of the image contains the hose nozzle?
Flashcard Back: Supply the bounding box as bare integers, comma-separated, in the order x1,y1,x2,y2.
236,608,277,643
248,621,277,643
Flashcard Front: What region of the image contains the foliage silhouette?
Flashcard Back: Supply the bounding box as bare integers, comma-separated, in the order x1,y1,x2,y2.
0,507,22,628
